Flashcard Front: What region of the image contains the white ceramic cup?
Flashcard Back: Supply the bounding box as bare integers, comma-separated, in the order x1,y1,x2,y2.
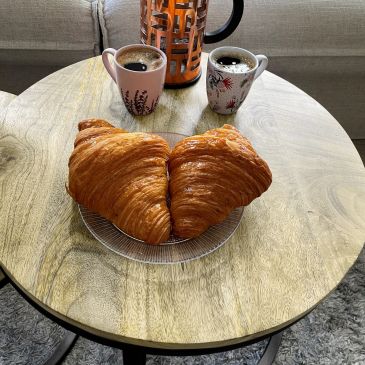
206,47,268,114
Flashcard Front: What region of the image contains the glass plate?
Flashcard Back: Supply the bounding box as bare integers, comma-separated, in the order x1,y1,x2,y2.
79,132,244,264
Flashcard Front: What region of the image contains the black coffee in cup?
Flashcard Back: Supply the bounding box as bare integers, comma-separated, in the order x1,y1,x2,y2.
213,53,255,73
117,48,163,72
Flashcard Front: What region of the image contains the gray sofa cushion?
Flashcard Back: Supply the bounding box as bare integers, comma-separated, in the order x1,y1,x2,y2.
98,0,139,48
206,0,365,57
0,0,101,66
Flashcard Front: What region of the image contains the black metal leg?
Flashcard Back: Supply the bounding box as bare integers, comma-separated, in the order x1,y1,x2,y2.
123,345,147,365
43,332,78,365
257,331,283,365
0,267,9,289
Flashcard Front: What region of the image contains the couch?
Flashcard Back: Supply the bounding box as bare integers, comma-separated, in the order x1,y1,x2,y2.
0,0,364,139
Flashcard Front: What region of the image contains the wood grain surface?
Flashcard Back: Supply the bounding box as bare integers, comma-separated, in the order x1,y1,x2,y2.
0,91,16,121
0,53,364,349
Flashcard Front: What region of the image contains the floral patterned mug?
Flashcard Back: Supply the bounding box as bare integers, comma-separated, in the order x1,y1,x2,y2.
206,47,268,114
102,44,167,116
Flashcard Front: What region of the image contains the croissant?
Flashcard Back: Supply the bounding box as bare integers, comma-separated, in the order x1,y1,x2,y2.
68,119,171,244
169,124,272,238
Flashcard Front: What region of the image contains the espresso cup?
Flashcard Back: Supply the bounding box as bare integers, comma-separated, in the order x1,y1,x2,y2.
102,44,167,116
206,47,268,114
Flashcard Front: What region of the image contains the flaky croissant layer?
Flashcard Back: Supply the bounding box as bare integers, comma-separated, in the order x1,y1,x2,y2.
169,124,272,238
68,120,272,244
68,119,171,244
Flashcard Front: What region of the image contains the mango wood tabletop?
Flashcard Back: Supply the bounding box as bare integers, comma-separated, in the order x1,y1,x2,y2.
0,53,364,352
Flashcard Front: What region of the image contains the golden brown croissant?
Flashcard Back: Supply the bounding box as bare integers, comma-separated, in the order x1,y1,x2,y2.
68,119,171,244
78,118,116,131
169,124,272,238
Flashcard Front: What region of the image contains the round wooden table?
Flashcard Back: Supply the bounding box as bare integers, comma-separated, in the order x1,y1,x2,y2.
0,53,364,364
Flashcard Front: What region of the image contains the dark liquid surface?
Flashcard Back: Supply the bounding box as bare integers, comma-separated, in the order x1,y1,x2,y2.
217,56,241,66
123,62,147,72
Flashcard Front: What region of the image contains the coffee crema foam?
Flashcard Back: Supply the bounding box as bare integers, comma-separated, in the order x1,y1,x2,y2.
117,48,163,72
212,53,255,73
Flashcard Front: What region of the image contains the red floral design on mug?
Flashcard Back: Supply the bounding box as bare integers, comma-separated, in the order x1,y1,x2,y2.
226,99,236,110
222,78,233,89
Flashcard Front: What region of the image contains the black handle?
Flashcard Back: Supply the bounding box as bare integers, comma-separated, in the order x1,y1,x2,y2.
204,0,244,44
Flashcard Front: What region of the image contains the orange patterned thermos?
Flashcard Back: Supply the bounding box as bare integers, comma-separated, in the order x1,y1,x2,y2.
140,0,244,87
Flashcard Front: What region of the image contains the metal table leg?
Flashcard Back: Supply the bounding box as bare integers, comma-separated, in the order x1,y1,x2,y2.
0,267,9,289
123,345,147,365
121,331,283,365
43,332,78,365
258,331,283,365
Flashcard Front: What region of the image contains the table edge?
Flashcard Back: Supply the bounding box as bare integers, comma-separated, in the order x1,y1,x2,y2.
2,243,363,352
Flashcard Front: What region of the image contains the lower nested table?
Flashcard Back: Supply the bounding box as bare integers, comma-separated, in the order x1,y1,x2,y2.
0,53,364,365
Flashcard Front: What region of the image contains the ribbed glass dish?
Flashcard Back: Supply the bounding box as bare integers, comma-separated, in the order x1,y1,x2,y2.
78,132,244,264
